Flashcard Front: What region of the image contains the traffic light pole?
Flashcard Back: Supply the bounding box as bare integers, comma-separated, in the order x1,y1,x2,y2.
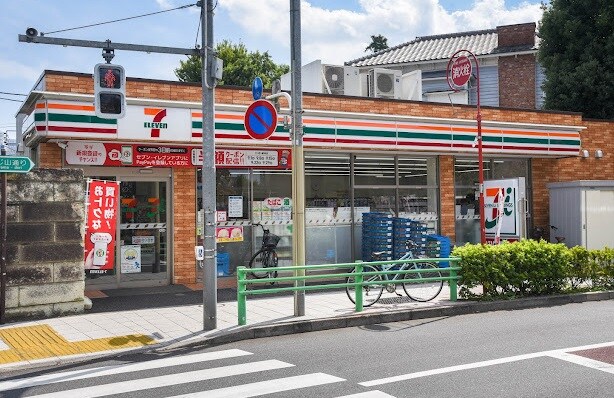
19,12,220,330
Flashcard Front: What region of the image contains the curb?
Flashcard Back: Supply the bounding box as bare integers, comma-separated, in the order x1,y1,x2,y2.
2,291,612,372
158,290,614,352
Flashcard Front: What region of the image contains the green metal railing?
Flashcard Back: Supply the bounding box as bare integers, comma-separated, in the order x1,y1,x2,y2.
237,257,461,325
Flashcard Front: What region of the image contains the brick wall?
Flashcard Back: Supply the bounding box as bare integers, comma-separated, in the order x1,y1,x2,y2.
496,23,535,48
439,155,455,240
4,168,85,320
499,54,536,109
172,167,197,284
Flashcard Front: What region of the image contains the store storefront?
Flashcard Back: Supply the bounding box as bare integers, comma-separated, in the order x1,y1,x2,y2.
18,71,588,290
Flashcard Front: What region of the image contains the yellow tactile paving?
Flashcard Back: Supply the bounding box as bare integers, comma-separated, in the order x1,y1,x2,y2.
0,324,156,364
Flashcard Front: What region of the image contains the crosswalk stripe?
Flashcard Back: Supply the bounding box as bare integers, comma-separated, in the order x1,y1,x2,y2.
167,372,345,398
547,352,614,375
335,391,397,398
26,360,292,398
0,349,253,392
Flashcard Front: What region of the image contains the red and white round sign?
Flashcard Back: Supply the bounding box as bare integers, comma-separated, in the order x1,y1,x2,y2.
447,55,472,89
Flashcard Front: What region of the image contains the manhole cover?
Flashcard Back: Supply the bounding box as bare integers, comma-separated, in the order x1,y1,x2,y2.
378,296,412,304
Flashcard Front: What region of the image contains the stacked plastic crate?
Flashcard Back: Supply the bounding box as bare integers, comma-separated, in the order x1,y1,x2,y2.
426,234,452,267
361,212,393,261
392,217,431,258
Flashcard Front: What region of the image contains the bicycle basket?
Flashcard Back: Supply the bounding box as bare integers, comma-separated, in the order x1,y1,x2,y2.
263,233,281,248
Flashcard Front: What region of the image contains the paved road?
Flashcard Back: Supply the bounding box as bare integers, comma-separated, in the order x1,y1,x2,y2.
1,300,613,397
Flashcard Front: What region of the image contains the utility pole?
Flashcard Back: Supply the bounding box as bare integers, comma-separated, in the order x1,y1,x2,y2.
290,0,305,316
201,0,217,331
0,131,7,324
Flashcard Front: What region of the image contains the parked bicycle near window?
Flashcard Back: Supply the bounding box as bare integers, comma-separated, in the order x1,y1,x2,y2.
346,240,444,306
248,223,281,279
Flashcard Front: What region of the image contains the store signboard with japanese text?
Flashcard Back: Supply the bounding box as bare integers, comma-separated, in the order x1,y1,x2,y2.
84,179,120,275
484,177,526,244
65,141,290,169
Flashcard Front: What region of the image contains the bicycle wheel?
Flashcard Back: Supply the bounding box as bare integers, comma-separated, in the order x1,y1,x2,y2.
402,262,443,302
248,249,278,279
345,265,383,307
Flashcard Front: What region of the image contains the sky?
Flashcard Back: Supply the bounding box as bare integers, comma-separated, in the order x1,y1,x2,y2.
0,0,545,139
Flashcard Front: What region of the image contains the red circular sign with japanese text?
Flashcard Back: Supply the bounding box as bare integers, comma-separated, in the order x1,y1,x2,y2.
447,55,472,89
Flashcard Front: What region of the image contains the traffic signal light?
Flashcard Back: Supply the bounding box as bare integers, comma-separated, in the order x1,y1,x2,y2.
94,63,126,119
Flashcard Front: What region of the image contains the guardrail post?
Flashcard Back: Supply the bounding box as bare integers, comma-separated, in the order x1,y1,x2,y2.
449,263,458,302
355,262,363,312
237,267,247,325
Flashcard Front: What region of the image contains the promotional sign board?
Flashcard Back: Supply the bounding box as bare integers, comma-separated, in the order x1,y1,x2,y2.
84,179,120,275
484,177,526,243
65,141,290,169
215,226,244,243
120,245,142,274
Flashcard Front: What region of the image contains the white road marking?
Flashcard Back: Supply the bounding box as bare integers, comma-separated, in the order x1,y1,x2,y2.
26,360,293,398
336,391,397,397
0,349,253,392
547,352,614,375
168,373,345,398
361,340,614,386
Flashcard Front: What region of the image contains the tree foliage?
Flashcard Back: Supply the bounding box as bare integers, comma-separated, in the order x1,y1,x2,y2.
538,0,614,119
175,40,289,88
365,34,389,53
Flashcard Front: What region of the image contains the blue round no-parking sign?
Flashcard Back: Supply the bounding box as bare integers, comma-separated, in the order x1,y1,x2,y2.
244,99,278,140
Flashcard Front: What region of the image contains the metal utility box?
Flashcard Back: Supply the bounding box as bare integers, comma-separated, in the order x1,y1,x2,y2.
547,180,614,249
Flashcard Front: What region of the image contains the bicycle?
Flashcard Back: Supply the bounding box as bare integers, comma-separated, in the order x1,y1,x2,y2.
346,241,444,306
248,223,281,279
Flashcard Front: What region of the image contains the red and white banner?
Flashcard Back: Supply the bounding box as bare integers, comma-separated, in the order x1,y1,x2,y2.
65,141,291,169
84,179,120,275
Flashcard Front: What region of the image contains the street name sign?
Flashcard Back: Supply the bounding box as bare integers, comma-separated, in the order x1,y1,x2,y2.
0,156,35,173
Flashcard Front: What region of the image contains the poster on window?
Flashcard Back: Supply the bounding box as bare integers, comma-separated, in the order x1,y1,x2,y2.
228,196,243,218
120,245,142,274
84,179,120,275
216,226,244,243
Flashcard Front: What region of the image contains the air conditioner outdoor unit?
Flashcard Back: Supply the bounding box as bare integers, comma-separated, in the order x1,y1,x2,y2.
321,65,360,96
367,68,401,99
280,60,360,96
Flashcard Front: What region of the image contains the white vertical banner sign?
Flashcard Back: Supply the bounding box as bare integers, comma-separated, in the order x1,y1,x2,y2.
484,178,526,244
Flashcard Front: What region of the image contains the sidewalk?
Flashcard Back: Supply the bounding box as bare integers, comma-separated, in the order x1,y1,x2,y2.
0,285,612,373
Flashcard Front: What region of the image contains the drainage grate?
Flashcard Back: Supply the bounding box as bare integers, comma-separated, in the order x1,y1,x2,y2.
378,296,412,304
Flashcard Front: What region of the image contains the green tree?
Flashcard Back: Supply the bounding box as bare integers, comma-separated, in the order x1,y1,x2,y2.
174,40,289,88
538,0,614,119
365,34,389,53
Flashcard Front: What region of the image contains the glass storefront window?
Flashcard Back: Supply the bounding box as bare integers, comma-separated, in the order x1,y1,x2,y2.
354,156,396,186
305,153,351,264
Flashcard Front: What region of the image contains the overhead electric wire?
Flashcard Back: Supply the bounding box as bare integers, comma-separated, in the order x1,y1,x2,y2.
42,3,198,35
0,97,24,103
0,91,27,96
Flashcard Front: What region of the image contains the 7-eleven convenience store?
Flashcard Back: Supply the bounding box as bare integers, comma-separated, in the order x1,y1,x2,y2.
17,70,605,291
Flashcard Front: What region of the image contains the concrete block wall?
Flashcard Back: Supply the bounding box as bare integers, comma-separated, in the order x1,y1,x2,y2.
3,168,86,320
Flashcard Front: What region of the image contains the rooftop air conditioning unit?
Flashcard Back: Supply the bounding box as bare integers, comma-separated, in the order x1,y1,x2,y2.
280,60,360,96
367,68,401,99
322,65,360,96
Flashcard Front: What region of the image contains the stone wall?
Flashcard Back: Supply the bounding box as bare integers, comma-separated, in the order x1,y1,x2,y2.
3,168,85,320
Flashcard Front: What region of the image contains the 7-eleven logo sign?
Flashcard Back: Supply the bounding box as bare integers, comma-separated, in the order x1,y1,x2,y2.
144,108,168,138
485,187,513,230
